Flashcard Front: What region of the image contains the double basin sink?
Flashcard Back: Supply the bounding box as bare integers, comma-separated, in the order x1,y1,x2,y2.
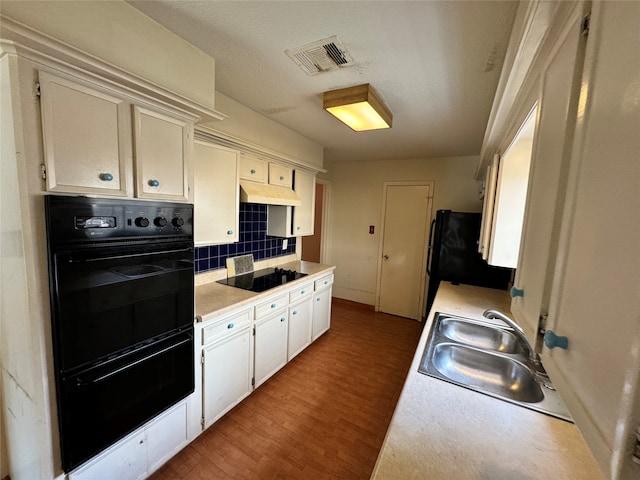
419,312,572,421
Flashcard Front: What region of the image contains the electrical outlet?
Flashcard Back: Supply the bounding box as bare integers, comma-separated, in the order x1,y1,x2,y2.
282,239,288,250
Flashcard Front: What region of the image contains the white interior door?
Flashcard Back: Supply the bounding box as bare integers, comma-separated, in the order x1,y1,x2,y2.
378,184,432,320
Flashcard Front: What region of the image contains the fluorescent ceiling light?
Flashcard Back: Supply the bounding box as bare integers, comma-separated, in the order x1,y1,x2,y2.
323,84,392,131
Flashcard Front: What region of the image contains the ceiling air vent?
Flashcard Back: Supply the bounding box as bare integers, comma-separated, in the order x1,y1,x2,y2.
285,36,354,76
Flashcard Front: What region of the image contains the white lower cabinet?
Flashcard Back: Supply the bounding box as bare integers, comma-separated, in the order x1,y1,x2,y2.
253,307,288,388
312,274,334,340
68,401,188,480
202,308,253,429
287,297,312,361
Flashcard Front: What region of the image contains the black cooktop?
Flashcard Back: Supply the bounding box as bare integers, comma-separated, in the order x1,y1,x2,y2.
217,267,307,293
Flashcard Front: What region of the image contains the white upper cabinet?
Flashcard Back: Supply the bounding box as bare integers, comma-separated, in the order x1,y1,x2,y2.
511,5,587,345
132,106,192,201
39,71,194,201
539,2,640,479
239,154,267,183
268,163,292,188
39,71,130,196
292,169,316,236
193,141,240,245
488,1,640,478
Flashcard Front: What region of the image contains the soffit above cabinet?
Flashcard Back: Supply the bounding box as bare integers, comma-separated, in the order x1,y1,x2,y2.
0,15,226,123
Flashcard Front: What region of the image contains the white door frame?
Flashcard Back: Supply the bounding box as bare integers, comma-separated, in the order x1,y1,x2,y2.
375,181,434,321
316,178,332,265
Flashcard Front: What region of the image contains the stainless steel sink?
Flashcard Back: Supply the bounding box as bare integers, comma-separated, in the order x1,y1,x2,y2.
419,312,572,421
438,318,525,354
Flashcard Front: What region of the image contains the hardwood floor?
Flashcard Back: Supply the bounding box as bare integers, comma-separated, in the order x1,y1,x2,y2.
149,298,423,480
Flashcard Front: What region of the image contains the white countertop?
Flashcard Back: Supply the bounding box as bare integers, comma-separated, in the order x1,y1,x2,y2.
371,282,603,480
195,260,335,321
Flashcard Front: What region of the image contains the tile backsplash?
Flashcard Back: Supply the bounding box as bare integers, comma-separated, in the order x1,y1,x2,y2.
195,203,296,273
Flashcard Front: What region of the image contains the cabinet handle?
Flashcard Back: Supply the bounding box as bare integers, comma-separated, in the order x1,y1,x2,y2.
280,175,284,180
250,169,256,174
148,179,160,187
227,230,233,235
544,330,569,350
324,281,328,285
316,297,321,302
510,286,524,298
271,303,276,308
280,317,285,322
301,290,305,294
293,310,298,315
99,173,113,181
227,323,234,329
296,226,301,231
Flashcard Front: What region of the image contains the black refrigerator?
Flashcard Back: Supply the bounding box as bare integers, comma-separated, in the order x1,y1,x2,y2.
426,210,512,313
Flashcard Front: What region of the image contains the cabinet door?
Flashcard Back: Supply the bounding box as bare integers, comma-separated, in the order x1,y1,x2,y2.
269,163,292,187
202,327,253,428
146,402,188,474
39,71,130,196
239,154,266,183
511,5,587,344
193,141,239,245
312,287,332,341
287,298,312,361
254,310,288,388
133,105,191,201
542,3,640,479
67,430,147,480
292,170,316,236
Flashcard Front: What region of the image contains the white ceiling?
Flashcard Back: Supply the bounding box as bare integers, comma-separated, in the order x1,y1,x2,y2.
128,1,519,165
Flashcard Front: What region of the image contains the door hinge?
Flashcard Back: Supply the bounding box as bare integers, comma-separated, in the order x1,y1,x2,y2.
35,82,41,98
201,416,205,429
581,13,591,37
251,377,255,387
253,326,256,336
200,352,205,365
633,425,640,465
40,164,46,180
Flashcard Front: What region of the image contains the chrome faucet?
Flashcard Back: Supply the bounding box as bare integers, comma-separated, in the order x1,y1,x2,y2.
482,309,541,368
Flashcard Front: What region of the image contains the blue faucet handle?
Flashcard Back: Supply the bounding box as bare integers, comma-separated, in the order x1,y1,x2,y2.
544,330,569,350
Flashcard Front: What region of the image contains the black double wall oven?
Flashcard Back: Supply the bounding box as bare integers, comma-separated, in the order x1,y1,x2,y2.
45,195,195,472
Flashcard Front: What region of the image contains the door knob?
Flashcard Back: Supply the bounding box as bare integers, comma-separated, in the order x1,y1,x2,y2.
383,255,389,260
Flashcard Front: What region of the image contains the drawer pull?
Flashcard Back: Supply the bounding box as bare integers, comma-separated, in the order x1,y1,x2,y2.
148,179,160,187
324,280,328,285
279,175,284,180
271,303,276,308
317,298,321,302
227,230,233,235
250,169,256,174
301,290,305,294
292,310,298,315
99,173,113,181
227,323,234,329
280,317,285,322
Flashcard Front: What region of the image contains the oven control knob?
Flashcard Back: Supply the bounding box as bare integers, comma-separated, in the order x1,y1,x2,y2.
172,217,184,228
154,217,168,227
135,217,149,227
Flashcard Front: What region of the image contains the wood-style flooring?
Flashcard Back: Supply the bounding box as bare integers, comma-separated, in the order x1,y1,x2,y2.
149,298,423,480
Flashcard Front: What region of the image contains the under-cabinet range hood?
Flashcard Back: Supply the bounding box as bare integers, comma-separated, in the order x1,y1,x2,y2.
239,181,301,206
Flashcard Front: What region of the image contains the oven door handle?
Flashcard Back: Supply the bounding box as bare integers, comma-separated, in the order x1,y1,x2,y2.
75,333,192,386
72,247,193,263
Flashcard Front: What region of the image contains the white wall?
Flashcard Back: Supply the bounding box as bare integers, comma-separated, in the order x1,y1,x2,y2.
0,0,216,110
204,92,324,169
327,156,482,305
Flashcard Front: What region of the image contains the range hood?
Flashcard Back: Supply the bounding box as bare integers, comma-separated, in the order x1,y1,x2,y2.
239,181,301,206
